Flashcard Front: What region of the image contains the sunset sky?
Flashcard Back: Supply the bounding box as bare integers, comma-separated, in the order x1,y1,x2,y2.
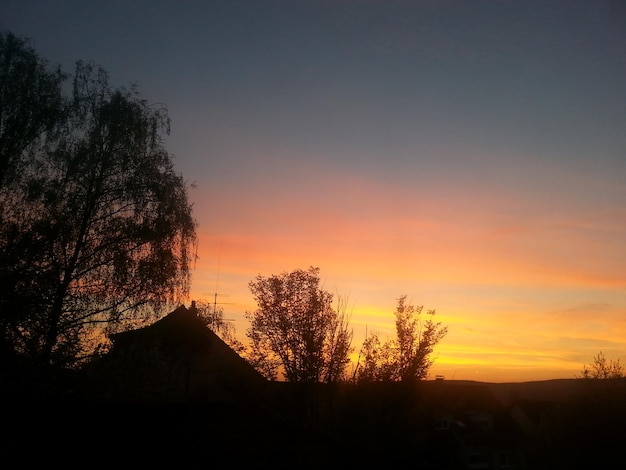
3,0,625,382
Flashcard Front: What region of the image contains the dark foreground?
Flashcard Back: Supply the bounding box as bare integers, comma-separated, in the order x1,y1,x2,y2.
4,377,626,468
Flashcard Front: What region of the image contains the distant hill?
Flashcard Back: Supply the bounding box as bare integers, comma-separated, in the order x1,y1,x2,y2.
423,377,625,406
487,378,589,404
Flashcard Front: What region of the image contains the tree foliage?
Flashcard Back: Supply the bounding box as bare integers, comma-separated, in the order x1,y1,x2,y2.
579,351,624,380
355,296,447,382
0,31,66,189
245,267,353,382
0,32,197,367
356,331,398,382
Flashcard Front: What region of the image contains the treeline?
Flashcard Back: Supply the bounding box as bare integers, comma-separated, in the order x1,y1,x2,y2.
241,266,447,383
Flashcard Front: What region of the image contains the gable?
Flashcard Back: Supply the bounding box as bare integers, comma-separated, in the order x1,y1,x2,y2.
91,304,264,402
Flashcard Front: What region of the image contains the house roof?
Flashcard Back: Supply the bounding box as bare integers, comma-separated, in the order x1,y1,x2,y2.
94,303,265,402
110,303,218,348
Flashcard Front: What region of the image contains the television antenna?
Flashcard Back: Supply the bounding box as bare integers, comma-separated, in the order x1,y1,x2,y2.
202,291,233,316
202,249,234,319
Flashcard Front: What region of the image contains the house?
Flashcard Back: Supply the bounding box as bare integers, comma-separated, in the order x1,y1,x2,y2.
78,304,356,465
86,302,266,403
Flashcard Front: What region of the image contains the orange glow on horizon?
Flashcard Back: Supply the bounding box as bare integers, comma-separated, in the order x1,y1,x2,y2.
187,156,626,383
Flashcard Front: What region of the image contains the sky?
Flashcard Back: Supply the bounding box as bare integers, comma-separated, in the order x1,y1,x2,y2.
3,0,625,382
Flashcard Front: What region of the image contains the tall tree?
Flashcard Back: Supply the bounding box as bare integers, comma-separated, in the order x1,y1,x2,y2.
0,57,197,366
355,296,447,382
245,267,353,382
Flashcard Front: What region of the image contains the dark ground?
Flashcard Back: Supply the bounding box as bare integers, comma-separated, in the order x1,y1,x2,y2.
3,364,625,468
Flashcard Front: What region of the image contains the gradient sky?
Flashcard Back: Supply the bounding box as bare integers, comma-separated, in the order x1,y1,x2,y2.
3,0,625,382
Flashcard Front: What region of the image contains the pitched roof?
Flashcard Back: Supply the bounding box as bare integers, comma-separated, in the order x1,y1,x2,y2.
95,303,265,402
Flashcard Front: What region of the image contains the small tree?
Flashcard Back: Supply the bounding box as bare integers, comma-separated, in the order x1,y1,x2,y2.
579,351,624,379
355,296,447,382
245,267,353,382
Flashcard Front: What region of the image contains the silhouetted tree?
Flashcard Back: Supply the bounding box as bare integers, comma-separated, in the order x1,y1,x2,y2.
0,31,66,359
355,296,447,382
0,54,197,367
579,351,624,379
245,267,353,382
